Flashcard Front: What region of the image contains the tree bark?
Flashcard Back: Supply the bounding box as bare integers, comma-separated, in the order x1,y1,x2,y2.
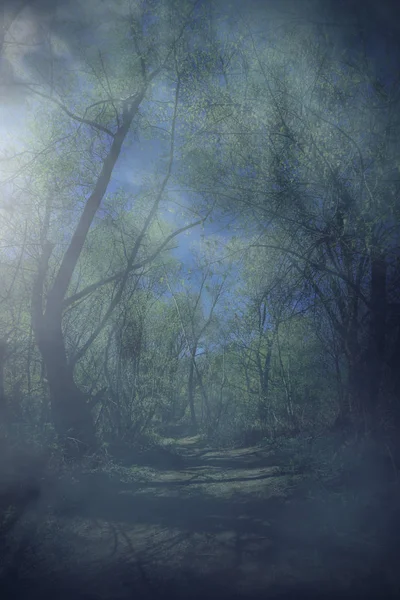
257,339,273,426
35,313,96,455
364,249,387,431
0,339,7,420
31,241,97,455
188,349,198,434
30,96,142,454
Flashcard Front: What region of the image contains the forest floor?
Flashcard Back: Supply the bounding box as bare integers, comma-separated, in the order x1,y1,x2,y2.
2,435,400,599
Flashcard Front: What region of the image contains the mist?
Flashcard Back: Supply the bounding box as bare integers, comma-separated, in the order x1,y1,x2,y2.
1,1,400,598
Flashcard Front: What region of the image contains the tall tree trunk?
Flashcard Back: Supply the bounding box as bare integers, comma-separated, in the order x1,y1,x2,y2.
364,249,387,432
389,318,400,419
257,339,273,427
30,104,141,454
31,242,97,455
0,339,7,420
35,313,96,455
188,350,198,434
342,317,363,426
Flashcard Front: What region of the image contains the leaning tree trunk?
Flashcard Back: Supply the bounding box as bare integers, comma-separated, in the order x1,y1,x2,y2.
30,102,142,455
35,313,96,455
31,242,97,456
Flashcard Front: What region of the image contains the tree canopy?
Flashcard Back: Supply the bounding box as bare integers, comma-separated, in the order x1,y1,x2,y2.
0,0,399,450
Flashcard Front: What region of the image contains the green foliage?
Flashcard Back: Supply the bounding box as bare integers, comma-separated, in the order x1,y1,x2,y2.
1,0,399,459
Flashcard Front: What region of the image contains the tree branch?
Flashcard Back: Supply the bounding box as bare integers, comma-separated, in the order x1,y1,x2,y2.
25,87,116,138
44,88,146,319
252,242,371,308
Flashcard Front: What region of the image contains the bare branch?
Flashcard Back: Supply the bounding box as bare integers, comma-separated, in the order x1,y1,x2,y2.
62,217,204,310
24,86,116,137
252,242,371,308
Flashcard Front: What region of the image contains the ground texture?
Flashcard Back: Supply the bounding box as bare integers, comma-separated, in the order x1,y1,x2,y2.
1,436,399,599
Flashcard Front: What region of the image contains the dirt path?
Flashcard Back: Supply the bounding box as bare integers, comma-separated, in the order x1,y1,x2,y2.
3,437,397,599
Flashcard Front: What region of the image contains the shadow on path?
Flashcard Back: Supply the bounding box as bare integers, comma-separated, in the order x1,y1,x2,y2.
1,439,399,599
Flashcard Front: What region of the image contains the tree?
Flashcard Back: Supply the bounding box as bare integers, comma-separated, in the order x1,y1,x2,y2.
1,0,217,453
179,4,400,434
162,243,228,433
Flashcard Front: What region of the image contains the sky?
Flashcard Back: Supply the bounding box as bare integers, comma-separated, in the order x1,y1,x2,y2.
1,0,400,278
0,0,237,270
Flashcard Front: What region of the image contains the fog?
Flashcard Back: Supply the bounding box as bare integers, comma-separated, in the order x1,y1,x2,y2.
1,1,400,598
